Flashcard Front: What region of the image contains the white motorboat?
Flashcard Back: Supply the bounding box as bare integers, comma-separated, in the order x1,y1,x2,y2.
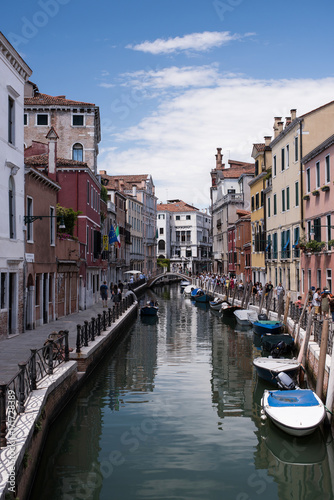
233,309,258,326
253,357,300,385
209,297,226,311
183,285,194,296
180,279,191,287
261,389,326,437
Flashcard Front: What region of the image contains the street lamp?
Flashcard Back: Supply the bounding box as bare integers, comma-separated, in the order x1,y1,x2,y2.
309,224,334,236
24,214,66,229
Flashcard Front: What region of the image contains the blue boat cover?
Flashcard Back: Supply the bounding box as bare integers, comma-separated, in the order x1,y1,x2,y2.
191,288,200,296
268,390,319,407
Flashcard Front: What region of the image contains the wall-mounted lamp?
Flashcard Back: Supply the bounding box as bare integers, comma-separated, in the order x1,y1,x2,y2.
24,214,66,229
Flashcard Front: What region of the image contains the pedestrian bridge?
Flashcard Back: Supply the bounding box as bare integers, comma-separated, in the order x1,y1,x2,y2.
148,272,192,288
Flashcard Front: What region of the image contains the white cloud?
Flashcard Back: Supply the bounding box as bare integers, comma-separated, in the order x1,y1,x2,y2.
99,76,334,208
127,31,254,54
120,64,221,89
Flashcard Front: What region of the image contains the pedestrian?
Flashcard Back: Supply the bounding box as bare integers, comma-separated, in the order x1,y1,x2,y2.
321,290,331,319
329,294,334,321
312,287,321,316
276,282,284,299
294,296,302,309
100,281,108,307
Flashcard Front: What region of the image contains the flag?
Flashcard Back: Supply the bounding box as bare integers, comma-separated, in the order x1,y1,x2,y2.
115,225,121,248
103,235,108,251
109,224,118,245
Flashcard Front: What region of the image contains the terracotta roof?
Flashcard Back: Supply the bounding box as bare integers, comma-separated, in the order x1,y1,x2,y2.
221,165,255,178
24,93,96,107
236,209,250,216
100,173,154,189
253,143,265,152
157,201,198,212
24,153,88,168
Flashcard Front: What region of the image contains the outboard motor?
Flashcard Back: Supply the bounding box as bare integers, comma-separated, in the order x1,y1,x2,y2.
270,341,287,358
276,372,297,390
258,313,268,321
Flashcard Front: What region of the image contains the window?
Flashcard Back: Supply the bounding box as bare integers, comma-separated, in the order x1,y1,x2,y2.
72,114,84,126
27,197,33,241
260,190,264,207
0,273,6,309
255,193,259,210
9,176,15,239
327,269,332,293
306,168,310,193
273,232,278,259
273,155,277,176
317,269,321,290
267,197,271,218
251,196,255,211
286,145,289,168
8,97,14,144
273,194,277,215
24,113,28,126
281,148,285,171
254,160,259,177
325,155,330,183
327,214,331,245
73,143,83,162
281,189,285,212
186,215,191,220
37,114,48,126
294,136,298,161
307,269,311,291
295,181,299,207
87,181,90,204
316,161,320,188
286,186,290,210
176,215,180,220
159,227,164,235
50,206,55,245
313,217,321,242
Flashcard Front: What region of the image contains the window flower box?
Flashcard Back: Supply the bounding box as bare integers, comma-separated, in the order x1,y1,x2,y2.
303,194,310,201
321,185,330,192
312,190,320,196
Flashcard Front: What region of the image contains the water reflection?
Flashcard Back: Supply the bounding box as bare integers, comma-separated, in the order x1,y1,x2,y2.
30,284,334,500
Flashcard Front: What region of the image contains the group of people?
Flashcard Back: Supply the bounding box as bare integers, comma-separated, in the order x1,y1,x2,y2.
99,281,123,307
304,287,334,320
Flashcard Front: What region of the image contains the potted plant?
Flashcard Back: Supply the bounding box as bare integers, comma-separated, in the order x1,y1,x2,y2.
303,194,310,201
312,190,320,196
304,240,326,253
321,185,330,192
328,239,334,249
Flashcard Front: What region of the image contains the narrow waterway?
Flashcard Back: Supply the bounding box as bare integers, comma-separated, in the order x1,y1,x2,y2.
30,284,334,500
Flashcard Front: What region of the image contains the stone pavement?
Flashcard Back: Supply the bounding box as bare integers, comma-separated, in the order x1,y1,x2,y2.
0,298,120,384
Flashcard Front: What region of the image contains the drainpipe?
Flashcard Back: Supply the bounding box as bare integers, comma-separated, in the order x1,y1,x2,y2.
299,119,304,230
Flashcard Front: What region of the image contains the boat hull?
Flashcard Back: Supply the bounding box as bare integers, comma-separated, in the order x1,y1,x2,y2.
262,389,326,437
140,306,158,316
253,320,282,335
253,357,300,385
194,293,212,303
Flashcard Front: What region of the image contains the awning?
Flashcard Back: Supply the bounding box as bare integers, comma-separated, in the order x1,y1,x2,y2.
292,234,299,248
265,241,271,251
284,237,290,250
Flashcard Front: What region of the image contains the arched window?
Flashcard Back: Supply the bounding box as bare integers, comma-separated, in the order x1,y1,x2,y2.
158,240,165,251
72,143,83,162
8,176,15,239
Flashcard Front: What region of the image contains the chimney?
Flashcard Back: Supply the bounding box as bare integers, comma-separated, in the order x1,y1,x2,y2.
290,109,297,121
45,127,59,180
264,136,272,147
99,170,106,175
285,116,291,128
277,121,284,134
215,148,223,169
273,117,282,138
132,185,137,197
115,179,119,190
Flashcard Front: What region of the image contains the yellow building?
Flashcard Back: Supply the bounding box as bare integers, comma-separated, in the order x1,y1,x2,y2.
249,137,272,284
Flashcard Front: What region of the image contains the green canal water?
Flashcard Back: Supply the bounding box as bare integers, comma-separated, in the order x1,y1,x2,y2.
30,284,334,500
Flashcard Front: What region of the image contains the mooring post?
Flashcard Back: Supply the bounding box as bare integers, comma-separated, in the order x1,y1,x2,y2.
316,318,329,399
283,293,291,332
30,349,37,390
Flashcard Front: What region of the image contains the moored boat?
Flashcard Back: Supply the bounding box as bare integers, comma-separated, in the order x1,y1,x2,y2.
220,303,243,317
253,320,283,336
140,302,159,316
260,333,295,353
253,357,300,385
234,309,258,326
261,389,326,437
209,297,226,311
180,279,191,287
193,290,213,303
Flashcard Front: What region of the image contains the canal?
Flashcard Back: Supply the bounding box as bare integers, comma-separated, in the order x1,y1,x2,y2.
30,284,334,500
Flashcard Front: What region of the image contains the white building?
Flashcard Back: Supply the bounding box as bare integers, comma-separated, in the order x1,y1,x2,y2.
0,32,32,339
157,200,212,275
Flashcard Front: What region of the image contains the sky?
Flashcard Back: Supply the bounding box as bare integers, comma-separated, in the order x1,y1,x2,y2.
3,0,334,208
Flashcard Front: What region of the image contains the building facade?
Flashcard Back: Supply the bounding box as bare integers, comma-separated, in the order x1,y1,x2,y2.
0,32,32,339
157,200,212,275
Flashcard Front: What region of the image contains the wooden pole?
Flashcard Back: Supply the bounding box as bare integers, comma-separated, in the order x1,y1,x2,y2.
283,293,291,332
258,288,266,315
298,307,313,367
244,282,252,309
294,298,308,347
325,336,334,425
277,292,285,321
266,289,273,317
316,318,329,399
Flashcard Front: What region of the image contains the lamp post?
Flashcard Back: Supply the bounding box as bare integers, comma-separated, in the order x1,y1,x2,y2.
24,214,66,229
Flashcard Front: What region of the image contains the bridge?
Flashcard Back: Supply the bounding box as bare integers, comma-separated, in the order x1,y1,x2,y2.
147,272,192,288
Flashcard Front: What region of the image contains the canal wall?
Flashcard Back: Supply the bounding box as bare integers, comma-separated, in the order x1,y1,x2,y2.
0,301,138,500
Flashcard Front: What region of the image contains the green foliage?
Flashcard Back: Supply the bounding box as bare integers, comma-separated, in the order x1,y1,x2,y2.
157,258,170,271
56,204,82,236
101,185,108,203
305,240,326,252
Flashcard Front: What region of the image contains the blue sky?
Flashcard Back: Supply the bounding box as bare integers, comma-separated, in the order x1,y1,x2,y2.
3,0,334,207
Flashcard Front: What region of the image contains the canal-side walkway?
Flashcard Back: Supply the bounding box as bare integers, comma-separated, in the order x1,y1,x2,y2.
0,297,127,384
